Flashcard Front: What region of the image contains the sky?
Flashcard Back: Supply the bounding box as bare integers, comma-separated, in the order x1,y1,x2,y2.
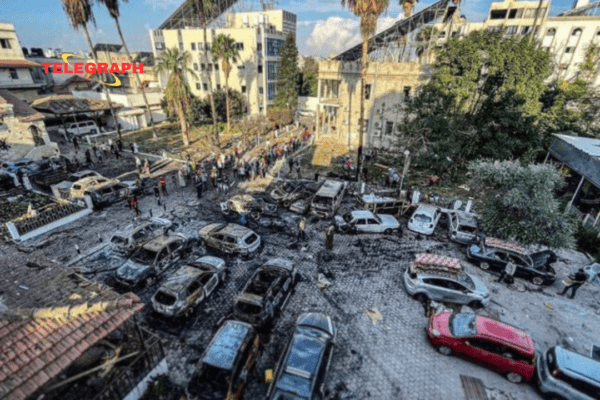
4,0,578,58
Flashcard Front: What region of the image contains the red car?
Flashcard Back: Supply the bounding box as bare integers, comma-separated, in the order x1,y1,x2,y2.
427,312,535,383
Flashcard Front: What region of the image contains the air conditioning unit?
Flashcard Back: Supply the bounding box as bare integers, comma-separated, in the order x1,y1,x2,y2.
374,122,381,129
374,129,382,137
376,108,383,114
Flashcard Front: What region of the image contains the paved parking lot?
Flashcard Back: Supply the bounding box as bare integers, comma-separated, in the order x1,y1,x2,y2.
26,180,600,400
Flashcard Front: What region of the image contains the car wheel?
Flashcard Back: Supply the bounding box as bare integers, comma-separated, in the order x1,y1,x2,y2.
438,346,452,356
414,293,428,303
283,200,291,208
468,301,483,310
532,276,544,286
480,262,490,270
384,229,392,235
506,372,524,384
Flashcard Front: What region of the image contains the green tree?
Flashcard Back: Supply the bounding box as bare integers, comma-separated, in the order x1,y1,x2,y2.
211,34,240,134
155,48,197,146
274,33,299,110
60,0,122,138
469,160,576,249
98,0,159,139
207,88,245,121
299,57,318,97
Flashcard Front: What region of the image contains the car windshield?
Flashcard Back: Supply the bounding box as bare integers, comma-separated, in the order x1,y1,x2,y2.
68,175,81,182
154,290,177,306
201,365,230,388
272,390,306,400
132,248,158,264
343,213,354,223
414,213,432,223
245,233,258,245
276,373,311,399
235,301,262,315
111,235,127,245
313,196,332,205
450,313,477,338
456,274,475,290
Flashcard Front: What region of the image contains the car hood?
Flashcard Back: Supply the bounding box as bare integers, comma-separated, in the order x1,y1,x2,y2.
468,274,489,297
379,215,400,228
54,181,73,191
408,219,434,233
333,215,345,226
116,261,150,282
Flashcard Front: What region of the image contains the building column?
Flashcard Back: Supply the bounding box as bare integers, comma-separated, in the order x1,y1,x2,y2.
315,105,321,139
317,79,322,102
565,175,586,214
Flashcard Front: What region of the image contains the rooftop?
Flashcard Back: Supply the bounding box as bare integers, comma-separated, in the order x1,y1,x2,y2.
31,95,123,115
0,89,45,123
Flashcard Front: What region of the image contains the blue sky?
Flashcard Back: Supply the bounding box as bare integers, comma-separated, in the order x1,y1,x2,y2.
4,0,577,57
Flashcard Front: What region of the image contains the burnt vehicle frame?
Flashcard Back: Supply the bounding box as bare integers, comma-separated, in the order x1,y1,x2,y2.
271,180,320,208
221,194,278,221
199,223,262,257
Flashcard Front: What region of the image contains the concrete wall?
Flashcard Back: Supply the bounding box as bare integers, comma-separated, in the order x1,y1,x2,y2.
0,100,53,160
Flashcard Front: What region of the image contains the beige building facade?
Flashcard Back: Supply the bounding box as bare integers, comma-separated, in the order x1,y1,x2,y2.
150,9,296,116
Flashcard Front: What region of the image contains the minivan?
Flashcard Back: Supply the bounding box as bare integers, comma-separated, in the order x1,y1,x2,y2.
310,180,345,219
58,120,100,139
537,346,600,400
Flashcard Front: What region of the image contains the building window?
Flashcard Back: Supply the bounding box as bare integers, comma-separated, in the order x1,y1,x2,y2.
572,28,583,36
521,26,532,34
9,68,18,79
196,83,201,90
242,85,246,93
508,8,523,19
0,38,11,49
403,86,411,99
566,47,574,53
267,82,276,100
546,28,556,36
235,42,244,50
193,63,198,70
238,65,245,70
207,64,212,71
201,63,206,70
258,64,263,74
205,43,211,51
203,83,208,91
267,61,279,80
191,43,196,50
506,26,518,35
385,121,394,136
365,84,371,100
259,87,264,95
216,84,221,90
214,63,219,71
266,38,285,56
155,42,164,50
490,9,507,19
257,43,262,52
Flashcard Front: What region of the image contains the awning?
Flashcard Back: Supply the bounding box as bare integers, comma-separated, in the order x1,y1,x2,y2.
0,59,40,68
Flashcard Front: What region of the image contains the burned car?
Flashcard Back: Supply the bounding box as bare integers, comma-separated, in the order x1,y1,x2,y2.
267,313,336,400
467,237,557,285
52,170,103,198
69,176,115,199
115,234,192,287
84,181,129,209
233,258,298,327
334,209,400,234
110,217,172,256
447,210,480,245
188,320,260,400
408,204,442,235
220,194,278,221
199,223,261,257
151,256,226,318
289,196,313,215
270,180,319,207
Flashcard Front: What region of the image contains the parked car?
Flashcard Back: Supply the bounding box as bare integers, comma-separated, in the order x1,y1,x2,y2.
310,180,345,219
115,234,193,287
233,258,298,327
447,210,480,245
289,196,313,215
270,181,319,207
69,176,115,199
84,181,129,208
151,256,227,318
334,209,401,234
58,120,100,139
187,320,260,400
403,253,490,308
427,312,536,383
52,170,103,194
467,237,557,285
110,217,172,256
267,313,336,400
220,194,278,221
198,223,261,257
536,346,600,400
408,204,442,235
1,158,40,176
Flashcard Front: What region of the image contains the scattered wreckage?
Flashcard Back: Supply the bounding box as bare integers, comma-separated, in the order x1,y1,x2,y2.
427,312,536,383
267,313,336,400
446,210,480,245
52,170,103,198
270,180,320,208
221,194,278,221
188,320,260,400
198,223,261,257
467,237,557,286
334,209,401,235
110,217,173,256
403,253,490,309
84,181,130,209
152,256,227,318
310,180,345,219
233,258,298,327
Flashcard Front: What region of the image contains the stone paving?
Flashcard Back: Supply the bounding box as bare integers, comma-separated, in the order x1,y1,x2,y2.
18,173,600,400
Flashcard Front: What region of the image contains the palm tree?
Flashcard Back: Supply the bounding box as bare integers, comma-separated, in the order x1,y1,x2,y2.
155,48,197,146
61,0,122,139
341,0,391,181
189,0,220,146
401,0,419,17
211,34,240,134
98,0,159,139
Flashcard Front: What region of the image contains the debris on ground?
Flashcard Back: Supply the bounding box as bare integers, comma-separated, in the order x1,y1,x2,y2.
365,308,383,325
544,302,554,310
318,273,332,290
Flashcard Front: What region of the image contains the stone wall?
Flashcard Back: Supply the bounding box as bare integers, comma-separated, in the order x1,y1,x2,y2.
0,104,52,160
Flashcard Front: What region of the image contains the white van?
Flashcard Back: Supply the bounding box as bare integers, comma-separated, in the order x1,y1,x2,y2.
310,180,345,219
58,120,100,139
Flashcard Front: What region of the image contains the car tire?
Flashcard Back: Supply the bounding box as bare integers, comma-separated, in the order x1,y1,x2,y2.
468,301,483,310
438,346,452,356
384,229,392,235
414,293,428,303
532,276,544,286
480,262,490,270
506,372,524,384
283,200,291,208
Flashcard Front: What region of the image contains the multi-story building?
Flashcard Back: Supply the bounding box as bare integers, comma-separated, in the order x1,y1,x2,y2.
0,22,43,102
150,9,297,116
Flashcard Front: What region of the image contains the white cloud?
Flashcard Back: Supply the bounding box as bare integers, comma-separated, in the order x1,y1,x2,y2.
287,0,345,14
145,0,180,10
302,13,403,58
297,20,319,27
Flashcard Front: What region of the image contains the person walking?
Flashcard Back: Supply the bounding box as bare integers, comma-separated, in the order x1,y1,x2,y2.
171,174,178,192
153,184,161,205
130,194,140,217
178,169,186,188
159,175,168,196
114,147,120,160
210,167,218,189
223,175,230,194
325,224,335,260
117,138,123,152
558,268,587,299
497,262,516,284
295,160,302,180
72,136,79,151
135,157,142,173
297,217,307,241
85,148,92,165
288,156,294,174
143,159,151,174
195,177,203,199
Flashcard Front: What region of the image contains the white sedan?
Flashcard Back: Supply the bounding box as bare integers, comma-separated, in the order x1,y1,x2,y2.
334,210,401,234
408,204,442,235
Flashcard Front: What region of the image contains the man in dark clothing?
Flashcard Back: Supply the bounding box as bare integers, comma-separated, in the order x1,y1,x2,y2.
130,143,135,154
153,185,161,205
559,268,587,299
72,136,79,150
159,176,168,196
117,138,123,152
195,180,203,199
130,194,140,217
114,148,120,160
85,148,92,164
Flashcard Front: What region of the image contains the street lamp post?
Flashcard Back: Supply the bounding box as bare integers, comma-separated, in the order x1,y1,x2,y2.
399,149,410,198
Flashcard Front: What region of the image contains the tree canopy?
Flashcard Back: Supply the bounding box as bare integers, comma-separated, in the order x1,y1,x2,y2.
274,33,300,110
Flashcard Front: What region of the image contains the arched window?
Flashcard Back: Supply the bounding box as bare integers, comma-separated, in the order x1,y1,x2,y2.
29,125,44,146
572,28,583,36
546,28,556,36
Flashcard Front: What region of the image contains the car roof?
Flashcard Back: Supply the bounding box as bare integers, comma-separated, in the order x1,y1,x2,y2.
484,237,528,255
413,253,462,271
73,170,98,177
194,256,225,269
555,347,600,383
415,204,439,215
315,180,343,197
297,313,335,336
349,210,375,219
203,320,254,370
220,223,254,237
263,258,294,272
160,265,204,292
143,235,179,252
283,333,326,380
475,316,534,354
452,211,478,227
115,222,150,236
